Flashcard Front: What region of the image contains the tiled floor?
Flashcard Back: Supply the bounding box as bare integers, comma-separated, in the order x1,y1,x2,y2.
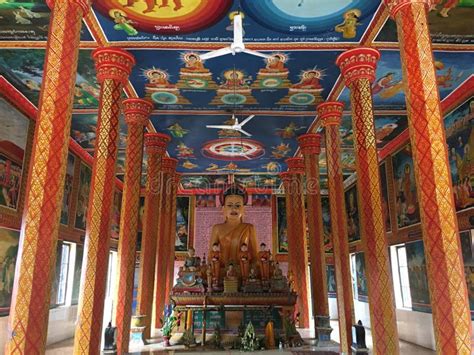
45,322,436,354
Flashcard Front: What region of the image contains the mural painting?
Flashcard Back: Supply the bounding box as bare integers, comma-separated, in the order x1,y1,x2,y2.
75,163,92,230
110,190,122,240
251,194,271,207
175,196,190,253
380,162,391,232
376,2,474,44
406,241,431,313
355,252,368,302
276,196,288,254
345,185,360,242
392,145,420,229
195,195,216,208
71,244,83,305
0,99,29,210
138,196,145,231
444,98,474,210
460,230,474,319
321,196,332,248
0,49,99,109
0,227,19,315
60,154,75,226
327,264,336,298
234,175,280,189
180,175,228,190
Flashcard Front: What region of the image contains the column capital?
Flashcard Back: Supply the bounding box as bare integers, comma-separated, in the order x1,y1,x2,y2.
162,157,178,174
318,101,344,127
298,134,322,155
123,98,153,126
286,157,305,174
384,0,432,18
46,0,90,14
279,171,293,186
92,47,135,84
336,47,380,86
144,133,170,155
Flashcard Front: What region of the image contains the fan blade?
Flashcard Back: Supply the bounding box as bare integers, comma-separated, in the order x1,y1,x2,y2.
238,114,255,127
200,47,233,60
206,125,232,129
233,13,244,47
242,48,271,59
236,128,252,137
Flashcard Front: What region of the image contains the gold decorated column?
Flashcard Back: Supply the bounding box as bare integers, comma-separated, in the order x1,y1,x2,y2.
337,48,399,354
136,133,170,339
74,48,135,354
114,99,153,354
280,157,310,328
165,172,181,305
5,0,90,353
385,1,472,353
319,101,354,353
297,134,332,341
154,157,178,328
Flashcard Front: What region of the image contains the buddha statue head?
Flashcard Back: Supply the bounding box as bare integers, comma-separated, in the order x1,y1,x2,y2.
221,185,247,223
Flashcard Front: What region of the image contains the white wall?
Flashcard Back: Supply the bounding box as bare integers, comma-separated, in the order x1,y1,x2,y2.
328,297,338,320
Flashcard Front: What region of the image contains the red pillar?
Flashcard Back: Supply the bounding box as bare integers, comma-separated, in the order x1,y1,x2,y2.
281,157,310,328
136,133,170,339
298,134,332,340
114,99,153,354
5,1,90,353
318,101,354,353
337,48,399,354
385,1,472,352
74,48,135,354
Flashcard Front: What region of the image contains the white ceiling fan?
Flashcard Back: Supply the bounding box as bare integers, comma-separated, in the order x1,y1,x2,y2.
199,13,270,60
206,113,255,137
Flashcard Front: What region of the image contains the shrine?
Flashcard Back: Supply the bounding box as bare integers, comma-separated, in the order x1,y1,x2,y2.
0,0,473,354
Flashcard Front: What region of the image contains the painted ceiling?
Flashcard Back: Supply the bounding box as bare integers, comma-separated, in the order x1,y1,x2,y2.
0,0,473,192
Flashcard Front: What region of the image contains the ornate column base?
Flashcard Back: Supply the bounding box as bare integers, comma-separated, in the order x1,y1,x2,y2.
314,315,333,344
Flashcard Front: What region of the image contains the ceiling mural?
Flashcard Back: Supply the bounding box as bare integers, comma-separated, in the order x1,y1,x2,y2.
128,49,341,112
375,2,474,45
337,50,473,110
0,0,472,184
93,0,379,42
151,113,313,173
0,2,94,41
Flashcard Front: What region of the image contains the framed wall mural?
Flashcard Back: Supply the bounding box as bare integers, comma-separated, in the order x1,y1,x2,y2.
71,244,83,305
345,185,360,242
459,230,474,319
406,241,431,313
195,195,216,207
392,145,420,229
276,196,288,254
0,227,19,315
355,252,368,302
321,196,332,249
75,163,91,230
444,98,473,211
251,194,271,207
60,154,75,226
380,162,391,232
327,264,336,298
175,196,190,253
50,242,63,307
0,99,29,211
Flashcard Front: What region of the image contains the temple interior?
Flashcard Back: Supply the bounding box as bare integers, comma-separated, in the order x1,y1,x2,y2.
0,0,473,354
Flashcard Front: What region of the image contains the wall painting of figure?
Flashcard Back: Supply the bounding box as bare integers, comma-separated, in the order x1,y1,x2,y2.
74,163,91,230
406,240,431,313
345,185,360,242
176,196,190,253
60,154,75,226
0,227,19,315
276,196,288,254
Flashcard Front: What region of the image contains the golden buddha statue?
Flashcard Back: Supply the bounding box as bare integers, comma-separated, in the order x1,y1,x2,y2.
209,185,258,269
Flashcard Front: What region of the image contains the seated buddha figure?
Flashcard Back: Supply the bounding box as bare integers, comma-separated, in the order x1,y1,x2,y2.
209,185,258,278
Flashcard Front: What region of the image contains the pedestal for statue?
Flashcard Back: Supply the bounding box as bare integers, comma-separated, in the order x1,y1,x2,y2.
314,315,333,344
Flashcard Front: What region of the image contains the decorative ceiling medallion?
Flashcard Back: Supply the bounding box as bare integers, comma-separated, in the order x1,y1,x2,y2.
201,139,265,161
95,0,232,34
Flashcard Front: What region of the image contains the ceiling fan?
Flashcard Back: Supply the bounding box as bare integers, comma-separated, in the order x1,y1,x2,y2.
206,113,255,137
199,12,270,60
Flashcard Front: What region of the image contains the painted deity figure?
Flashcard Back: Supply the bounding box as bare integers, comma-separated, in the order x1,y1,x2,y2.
292,70,322,90
225,263,238,281
110,9,138,36
335,9,361,39
182,53,207,73
239,243,250,282
145,69,175,88
258,242,271,281
209,185,258,269
262,54,288,73
220,70,250,89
